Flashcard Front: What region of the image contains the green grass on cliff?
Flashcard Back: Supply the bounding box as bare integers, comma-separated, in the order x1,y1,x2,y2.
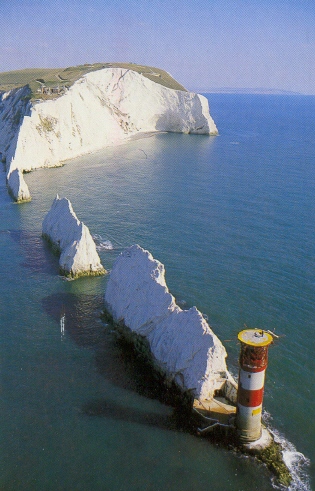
0,63,187,101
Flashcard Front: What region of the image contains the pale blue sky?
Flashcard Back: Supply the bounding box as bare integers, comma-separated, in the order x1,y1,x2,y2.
1,0,315,94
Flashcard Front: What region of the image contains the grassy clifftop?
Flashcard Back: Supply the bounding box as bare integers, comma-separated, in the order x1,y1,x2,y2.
0,63,187,101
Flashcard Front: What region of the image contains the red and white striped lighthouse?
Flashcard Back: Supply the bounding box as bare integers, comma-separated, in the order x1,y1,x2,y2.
236,329,273,443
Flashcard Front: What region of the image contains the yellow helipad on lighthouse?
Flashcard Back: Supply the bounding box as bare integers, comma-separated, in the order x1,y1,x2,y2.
238,329,273,347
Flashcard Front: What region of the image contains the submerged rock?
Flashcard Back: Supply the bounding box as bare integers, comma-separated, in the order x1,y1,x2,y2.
42,195,105,278
105,244,235,402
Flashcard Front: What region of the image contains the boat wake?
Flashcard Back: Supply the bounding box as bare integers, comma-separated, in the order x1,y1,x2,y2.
60,307,65,341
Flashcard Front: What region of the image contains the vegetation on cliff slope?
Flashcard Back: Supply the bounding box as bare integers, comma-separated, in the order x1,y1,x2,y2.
0,63,187,101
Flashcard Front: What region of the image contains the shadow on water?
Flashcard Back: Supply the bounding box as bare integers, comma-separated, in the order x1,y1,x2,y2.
42,292,112,352
8,229,59,274
42,292,195,434
81,398,190,434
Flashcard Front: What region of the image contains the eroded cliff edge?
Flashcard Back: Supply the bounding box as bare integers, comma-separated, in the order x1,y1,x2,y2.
0,66,218,202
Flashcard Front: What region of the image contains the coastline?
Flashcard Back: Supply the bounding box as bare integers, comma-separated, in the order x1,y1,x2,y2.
1,93,312,491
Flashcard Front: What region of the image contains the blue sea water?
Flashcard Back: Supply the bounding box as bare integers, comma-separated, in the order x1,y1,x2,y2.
1,94,314,490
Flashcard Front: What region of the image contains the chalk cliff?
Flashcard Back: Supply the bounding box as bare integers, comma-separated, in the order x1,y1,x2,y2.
0,85,31,163
105,245,235,402
42,195,105,278
0,86,32,201
1,67,218,201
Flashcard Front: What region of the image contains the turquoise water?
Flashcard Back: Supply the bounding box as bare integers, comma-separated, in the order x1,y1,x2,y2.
1,94,314,490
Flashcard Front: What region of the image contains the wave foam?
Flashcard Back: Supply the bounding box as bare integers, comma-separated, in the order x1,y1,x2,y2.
93,234,114,251
261,411,311,490
269,427,311,491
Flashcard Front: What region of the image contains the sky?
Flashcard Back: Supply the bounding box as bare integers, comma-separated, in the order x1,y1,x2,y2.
1,0,315,94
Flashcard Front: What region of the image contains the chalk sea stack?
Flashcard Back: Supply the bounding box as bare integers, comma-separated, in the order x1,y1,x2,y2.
105,244,236,402
42,195,105,278
104,244,292,487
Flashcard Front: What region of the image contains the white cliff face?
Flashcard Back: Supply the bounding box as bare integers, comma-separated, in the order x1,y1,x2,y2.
105,244,232,402
0,86,32,201
0,86,31,163
42,195,105,278
1,68,218,201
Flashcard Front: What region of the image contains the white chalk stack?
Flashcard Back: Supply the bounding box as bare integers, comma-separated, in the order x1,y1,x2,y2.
105,244,235,402
42,195,106,278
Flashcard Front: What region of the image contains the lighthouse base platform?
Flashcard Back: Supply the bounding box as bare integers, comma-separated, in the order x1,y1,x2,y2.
193,397,237,436
193,397,236,425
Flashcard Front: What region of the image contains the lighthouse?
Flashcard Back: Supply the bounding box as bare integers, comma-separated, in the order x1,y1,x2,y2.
236,328,273,443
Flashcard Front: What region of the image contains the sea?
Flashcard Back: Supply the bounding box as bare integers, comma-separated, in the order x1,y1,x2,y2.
1,94,314,491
